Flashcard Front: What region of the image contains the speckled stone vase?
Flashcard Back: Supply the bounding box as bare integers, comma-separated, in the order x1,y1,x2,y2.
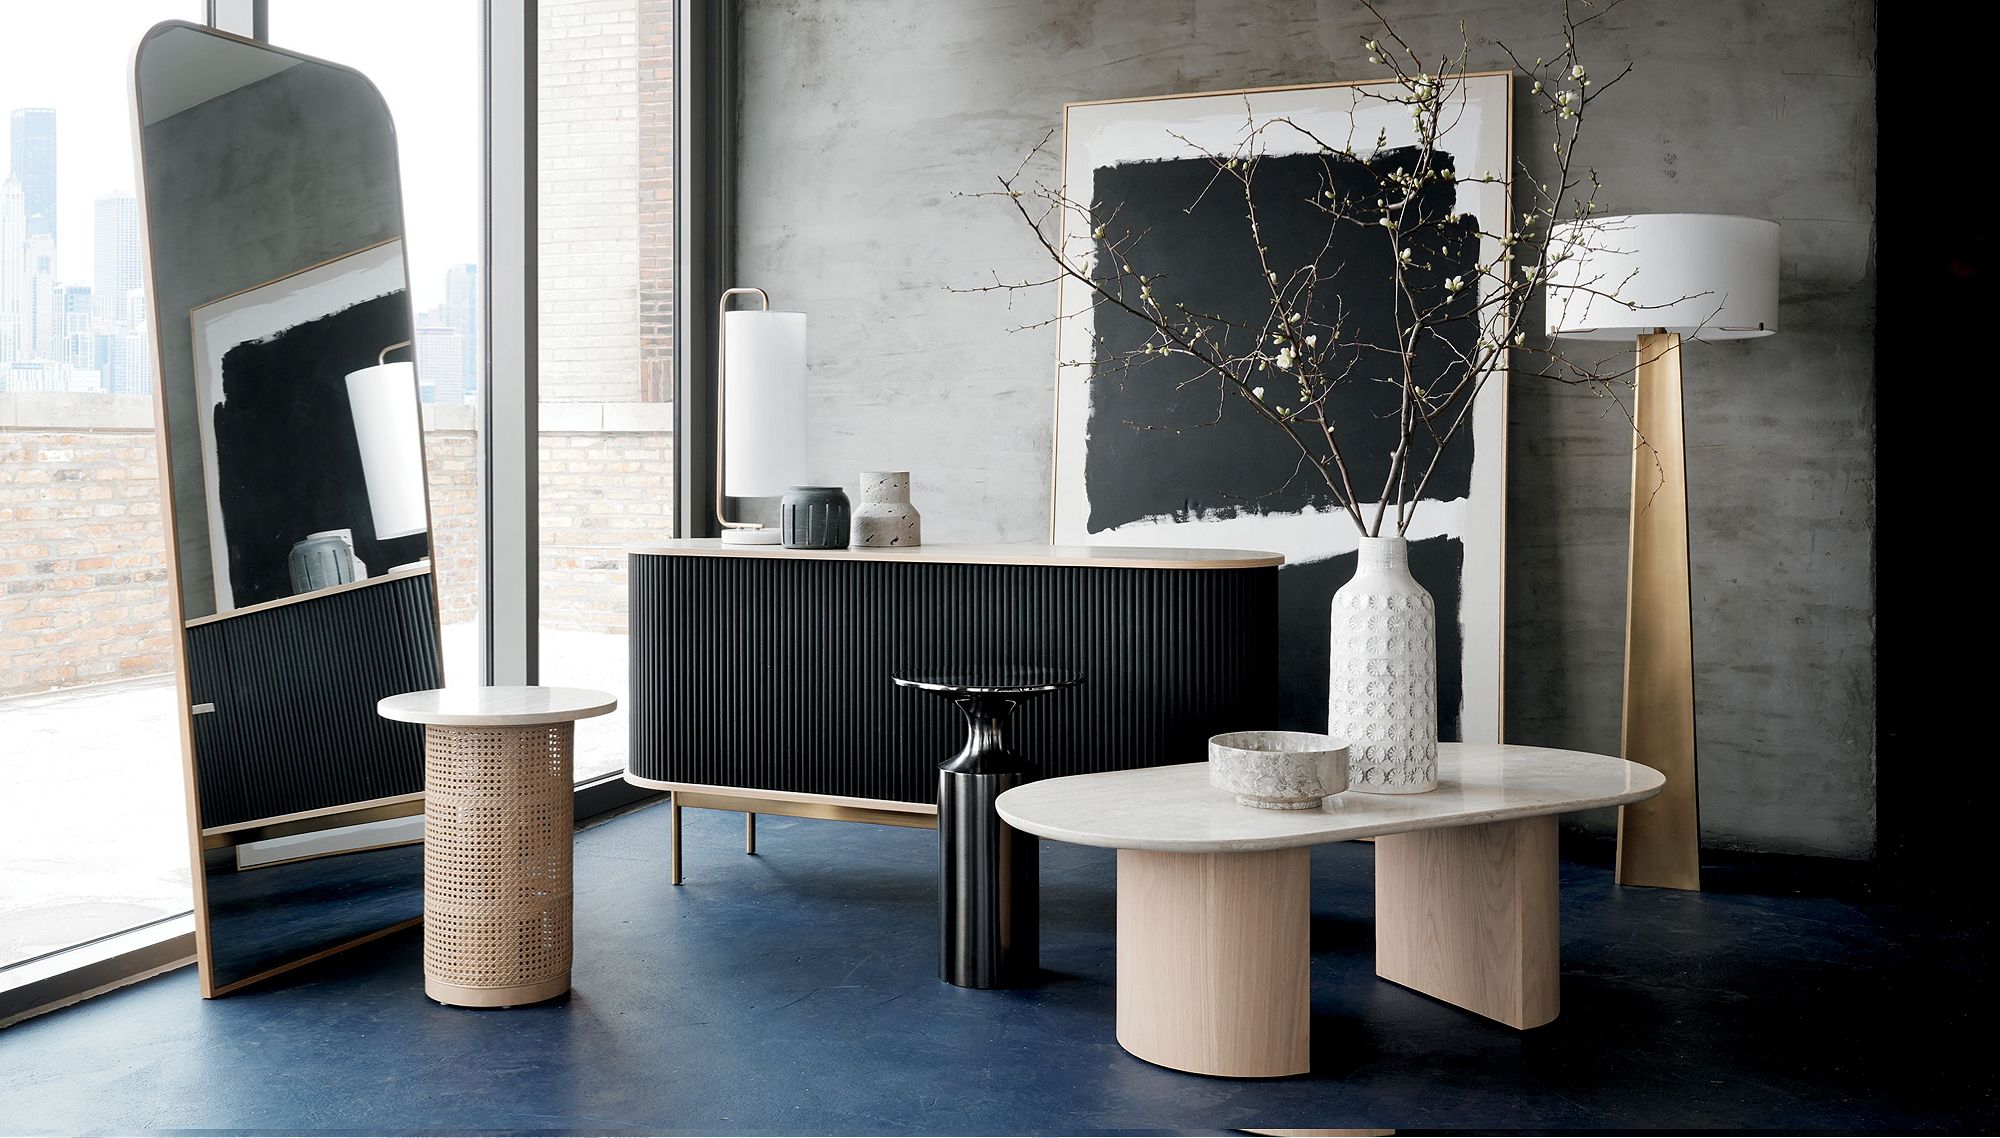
850,471,922,548
1327,535,1438,794
1207,730,1350,809
780,486,850,549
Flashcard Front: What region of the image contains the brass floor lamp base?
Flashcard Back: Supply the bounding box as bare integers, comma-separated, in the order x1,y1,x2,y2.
1618,332,1702,891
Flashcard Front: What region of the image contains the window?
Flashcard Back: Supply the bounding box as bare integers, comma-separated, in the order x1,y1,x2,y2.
0,1,200,972
538,0,676,782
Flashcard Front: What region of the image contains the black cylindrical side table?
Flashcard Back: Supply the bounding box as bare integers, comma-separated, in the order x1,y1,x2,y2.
893,666,1082,989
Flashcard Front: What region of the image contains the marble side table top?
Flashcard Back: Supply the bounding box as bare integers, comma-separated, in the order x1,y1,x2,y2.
377,686,618,727
996,743,1664,854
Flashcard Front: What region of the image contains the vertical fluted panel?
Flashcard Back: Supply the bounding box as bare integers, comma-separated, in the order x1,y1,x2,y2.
185,573,441,829
628,555,1278,804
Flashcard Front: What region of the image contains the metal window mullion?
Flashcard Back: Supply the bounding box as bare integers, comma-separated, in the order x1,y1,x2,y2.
206,0,267,39
482,0,538,685
675,0,735,537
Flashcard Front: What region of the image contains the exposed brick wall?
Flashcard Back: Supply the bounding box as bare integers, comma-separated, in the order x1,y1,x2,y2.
540,0,644,405
0,426,174,697
541,429,674,632
4,408,672,698
637,0,676,403
422,422,674,636
422,422,480,628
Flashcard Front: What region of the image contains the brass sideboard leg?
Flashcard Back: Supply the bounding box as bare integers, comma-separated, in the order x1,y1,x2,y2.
745,811,757,855
670,797,684,886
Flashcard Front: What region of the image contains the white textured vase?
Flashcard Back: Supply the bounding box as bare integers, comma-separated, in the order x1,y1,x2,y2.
850,471,922,547
1327,535,1439,794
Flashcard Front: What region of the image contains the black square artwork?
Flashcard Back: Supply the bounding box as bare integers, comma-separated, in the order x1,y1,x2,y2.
1084,147,1480,530
1081,147,1482,736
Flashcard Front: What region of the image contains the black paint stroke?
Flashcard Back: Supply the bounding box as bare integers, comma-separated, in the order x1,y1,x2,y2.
1084,147,1480,532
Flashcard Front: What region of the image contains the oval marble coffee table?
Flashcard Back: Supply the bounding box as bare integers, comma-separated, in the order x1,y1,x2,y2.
996,743,1664,1078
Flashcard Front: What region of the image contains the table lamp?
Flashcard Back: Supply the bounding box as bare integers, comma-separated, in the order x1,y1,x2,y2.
716,287,808,545
1544,213,1779,891
346,341,429,541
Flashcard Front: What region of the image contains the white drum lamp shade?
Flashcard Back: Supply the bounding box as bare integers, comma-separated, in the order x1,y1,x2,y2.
1545,214,1779,341
721,309,809,497
343,361,429,540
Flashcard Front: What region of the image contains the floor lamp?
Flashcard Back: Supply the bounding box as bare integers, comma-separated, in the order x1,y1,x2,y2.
1544,213,1780,890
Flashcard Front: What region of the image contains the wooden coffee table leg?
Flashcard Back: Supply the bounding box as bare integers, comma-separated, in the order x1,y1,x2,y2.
1374,815,1559,1029
1116,846,1311,1077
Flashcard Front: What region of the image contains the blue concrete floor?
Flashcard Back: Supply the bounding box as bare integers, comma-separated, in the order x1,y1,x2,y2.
1,800,1991,1134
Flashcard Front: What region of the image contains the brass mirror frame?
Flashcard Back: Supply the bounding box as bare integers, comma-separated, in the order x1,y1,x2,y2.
131,20,445,997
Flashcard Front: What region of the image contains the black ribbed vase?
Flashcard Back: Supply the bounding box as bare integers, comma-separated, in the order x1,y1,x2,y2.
780,486,850,549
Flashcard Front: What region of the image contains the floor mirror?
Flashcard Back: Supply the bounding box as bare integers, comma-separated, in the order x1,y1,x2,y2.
132,21,444,997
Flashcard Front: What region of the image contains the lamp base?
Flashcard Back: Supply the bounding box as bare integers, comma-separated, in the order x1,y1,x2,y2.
1618,331,1701,891
720,527,783,546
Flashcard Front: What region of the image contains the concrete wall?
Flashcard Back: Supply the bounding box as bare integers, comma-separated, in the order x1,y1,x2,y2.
735,0,1878,856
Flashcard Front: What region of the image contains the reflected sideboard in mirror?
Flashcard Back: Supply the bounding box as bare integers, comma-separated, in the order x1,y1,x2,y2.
133,21,443,997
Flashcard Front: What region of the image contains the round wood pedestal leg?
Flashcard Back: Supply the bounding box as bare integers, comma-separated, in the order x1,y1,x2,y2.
422,721,576,1007
1115,846,1311,1077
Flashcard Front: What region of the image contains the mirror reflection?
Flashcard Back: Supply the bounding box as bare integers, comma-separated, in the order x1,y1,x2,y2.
201,817,425,992
136,21,439,997
137,22,429,621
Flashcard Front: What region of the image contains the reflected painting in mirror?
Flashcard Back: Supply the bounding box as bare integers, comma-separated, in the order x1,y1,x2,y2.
188,239,425,611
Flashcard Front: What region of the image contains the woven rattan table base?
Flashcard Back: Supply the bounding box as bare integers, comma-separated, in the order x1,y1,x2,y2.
423,721,574,1007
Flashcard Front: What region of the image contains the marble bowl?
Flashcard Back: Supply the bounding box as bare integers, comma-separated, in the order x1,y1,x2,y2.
1207,730,1351,810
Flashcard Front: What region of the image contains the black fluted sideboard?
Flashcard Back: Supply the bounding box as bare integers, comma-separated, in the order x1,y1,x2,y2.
625,541,1281,880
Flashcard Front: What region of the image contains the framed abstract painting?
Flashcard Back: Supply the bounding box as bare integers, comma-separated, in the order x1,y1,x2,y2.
1049,75,1511,741
189,238,420,613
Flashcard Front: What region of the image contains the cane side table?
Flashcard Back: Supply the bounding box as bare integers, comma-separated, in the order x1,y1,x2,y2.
377,685,616,1007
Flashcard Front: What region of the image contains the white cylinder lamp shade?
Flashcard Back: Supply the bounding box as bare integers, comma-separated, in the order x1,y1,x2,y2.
722,309,809,497
1545,214,1779,341
344,361,430,540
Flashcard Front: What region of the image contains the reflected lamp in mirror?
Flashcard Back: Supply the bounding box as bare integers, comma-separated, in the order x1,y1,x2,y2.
1543,212,1780,893
716,287,807,545
345,343,429,541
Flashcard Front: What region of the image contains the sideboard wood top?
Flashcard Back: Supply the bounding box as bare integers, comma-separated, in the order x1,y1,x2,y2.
628,540,1284,570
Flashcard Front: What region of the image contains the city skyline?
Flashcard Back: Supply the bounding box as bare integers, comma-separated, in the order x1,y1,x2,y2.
2,106,152,395
1,3,484,398
3,104,478,403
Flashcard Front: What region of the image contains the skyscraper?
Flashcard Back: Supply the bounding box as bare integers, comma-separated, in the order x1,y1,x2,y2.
56,284,94,370
443,263,479,400
8,108,56,239
23,232,56,358
93,193,140,331
0,176,26,362
415,324,464,406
